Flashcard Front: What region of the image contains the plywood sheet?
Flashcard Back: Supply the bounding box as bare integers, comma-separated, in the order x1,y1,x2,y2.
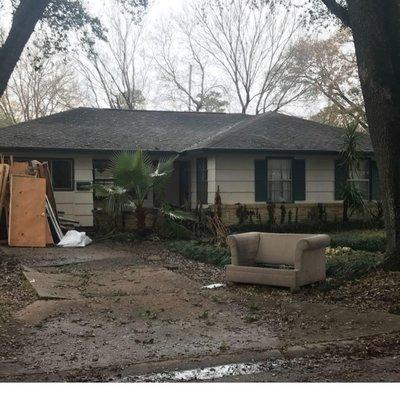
10,161,29,175
8,176,46,247
37,162,59,224
0,164,9,218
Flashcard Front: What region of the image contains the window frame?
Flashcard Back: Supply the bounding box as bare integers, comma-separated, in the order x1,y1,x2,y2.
14,157,74,192
267,158,293,203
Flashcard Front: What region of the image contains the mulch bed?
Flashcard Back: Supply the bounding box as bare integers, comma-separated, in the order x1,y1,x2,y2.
0,252,37,359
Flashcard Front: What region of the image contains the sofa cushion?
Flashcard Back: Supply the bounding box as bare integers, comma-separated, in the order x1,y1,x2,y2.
255,233,313,265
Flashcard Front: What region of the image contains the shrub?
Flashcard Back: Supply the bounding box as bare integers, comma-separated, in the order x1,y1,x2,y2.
326,250,383,279
167,240,383,282
166,241,230,268
229,220,384,235
330,230,386,252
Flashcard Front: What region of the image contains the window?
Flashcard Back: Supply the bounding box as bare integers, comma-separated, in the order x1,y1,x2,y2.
196,158,208,204
268,159,292,202
349,160,370,199
49,159,73,191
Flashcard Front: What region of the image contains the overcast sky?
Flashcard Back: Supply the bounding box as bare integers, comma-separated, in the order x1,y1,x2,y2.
84,0,325,117
0,0,329,119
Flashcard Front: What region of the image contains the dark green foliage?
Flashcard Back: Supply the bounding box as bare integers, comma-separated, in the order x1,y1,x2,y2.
280,204,286,224
157,217,193,240
235,203,250,224
229,220,384,235
167,239,383,281
166,241,230,268
266,203,276,224
326,250,383,279
330,230,386,252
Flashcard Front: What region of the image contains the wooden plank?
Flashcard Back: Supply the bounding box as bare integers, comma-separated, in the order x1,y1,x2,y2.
33,161,59,224
46,196,63,241
8,175,46,247
0,164,9,220
10,161,29,175
45,220,54,246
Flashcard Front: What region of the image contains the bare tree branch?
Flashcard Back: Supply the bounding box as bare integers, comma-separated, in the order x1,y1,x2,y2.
320,0,350,27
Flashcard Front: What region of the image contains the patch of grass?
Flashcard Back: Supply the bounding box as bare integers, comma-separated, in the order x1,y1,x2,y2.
248,301,259,311
244,314,260,323
167,241,230,268
211,294,225,304
112,289,129,297
198,310,209,320
330,230,386,252
219,342,230,351
141,310,158,320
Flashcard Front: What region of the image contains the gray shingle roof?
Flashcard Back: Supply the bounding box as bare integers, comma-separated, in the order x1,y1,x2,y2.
187,112,373,153
0,107,373,154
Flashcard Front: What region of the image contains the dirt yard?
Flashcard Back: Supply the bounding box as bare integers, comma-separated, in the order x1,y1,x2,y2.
1,241,400,382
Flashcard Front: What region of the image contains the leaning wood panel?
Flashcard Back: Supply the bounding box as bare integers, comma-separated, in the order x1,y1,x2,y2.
8,176,46,247
0,164,9,220
10,161,29,175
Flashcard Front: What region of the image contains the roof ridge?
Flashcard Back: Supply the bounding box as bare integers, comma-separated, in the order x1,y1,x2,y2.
183,114,260,151
75,106,248,117
183,111,279,151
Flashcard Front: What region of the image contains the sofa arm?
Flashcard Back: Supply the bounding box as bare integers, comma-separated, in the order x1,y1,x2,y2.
297,235,330,251
294,234,330,269
227,232,260,266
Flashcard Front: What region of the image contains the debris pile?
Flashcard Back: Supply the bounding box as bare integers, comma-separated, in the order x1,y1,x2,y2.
0,156,64,247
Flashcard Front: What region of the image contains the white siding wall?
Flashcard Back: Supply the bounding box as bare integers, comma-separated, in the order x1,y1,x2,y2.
55,155,93,226
207,153,338,205
301,155,336,204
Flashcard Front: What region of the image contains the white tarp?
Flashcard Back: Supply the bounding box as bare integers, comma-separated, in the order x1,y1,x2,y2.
57,230,92,247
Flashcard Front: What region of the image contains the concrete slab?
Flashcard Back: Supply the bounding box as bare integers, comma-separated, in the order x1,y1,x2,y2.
5,241,400,381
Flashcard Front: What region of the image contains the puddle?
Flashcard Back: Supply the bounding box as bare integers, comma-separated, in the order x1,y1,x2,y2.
120,360,287,382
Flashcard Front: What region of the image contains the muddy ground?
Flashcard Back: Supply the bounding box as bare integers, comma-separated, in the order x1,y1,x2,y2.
1,241,400,382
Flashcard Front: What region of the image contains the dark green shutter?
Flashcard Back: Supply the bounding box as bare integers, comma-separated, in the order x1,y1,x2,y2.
292,159,306,201
255,159,267,201
370,160,380,200
334,160,347,200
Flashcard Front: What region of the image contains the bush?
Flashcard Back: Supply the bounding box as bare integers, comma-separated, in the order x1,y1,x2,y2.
229,220,384,235
326,249,383,279
330,230,385,252
166,241,230,268
230,222,386,252
168,241,383,282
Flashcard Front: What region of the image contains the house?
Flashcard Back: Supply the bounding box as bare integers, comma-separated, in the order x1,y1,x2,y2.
0,107,377,227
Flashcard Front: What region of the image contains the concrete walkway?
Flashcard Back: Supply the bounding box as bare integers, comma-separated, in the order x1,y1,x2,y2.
2,243,400,381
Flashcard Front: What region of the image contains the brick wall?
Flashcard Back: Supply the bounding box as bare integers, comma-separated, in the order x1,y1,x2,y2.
213,203,374,226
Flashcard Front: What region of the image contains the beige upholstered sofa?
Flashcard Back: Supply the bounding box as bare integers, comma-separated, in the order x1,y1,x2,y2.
226,232,330,290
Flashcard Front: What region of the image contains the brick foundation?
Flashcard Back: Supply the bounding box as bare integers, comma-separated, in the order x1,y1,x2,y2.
213,203,373,226
93,209,156,231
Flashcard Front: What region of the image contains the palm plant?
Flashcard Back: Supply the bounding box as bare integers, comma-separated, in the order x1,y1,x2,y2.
95,150,177,232
339,122,366,222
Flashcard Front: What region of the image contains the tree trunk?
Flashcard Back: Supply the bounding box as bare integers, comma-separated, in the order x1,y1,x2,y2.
135,207,146,234
0,0,49,98
347,0,400,267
